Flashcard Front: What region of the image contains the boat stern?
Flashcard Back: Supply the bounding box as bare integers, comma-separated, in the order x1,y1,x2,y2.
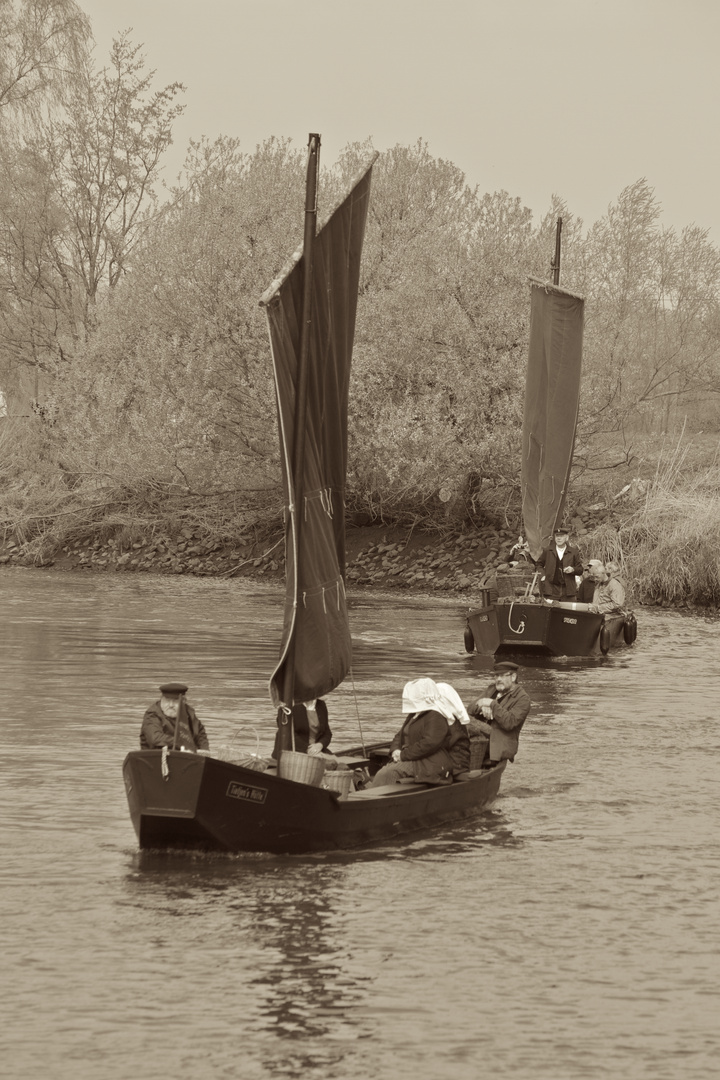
123,750,207,848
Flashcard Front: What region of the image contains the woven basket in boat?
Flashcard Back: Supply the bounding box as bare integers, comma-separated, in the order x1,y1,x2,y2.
495,565,536,598
469,736,489,771
234,755,269,772
278,749,326,786
322,769,354,799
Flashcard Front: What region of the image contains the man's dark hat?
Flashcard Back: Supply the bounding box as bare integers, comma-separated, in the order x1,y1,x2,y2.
493,661,519,673
159,682,188,696
553,524,570,534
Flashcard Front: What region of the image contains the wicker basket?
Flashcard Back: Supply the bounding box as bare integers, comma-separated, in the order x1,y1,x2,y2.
234,755,269,772
469,736,489,771
495,564,536,598
322,769,354,799
278,750,327,786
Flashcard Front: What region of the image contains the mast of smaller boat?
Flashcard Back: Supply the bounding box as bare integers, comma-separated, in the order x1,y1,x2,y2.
279,134,320,742
551,216,562,286
548,214,578,538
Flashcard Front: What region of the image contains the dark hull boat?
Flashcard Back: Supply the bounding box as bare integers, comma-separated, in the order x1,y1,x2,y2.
465,225,637,659
466,600,635,658
123,136,508,856
123,748,506,855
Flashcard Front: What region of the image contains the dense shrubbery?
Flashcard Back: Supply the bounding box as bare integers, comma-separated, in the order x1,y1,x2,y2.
2,12,720,601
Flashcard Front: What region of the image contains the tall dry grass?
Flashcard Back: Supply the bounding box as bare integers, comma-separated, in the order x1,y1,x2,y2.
619,439,720,606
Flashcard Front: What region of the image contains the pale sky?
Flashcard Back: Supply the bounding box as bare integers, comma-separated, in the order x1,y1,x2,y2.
81,0,720,243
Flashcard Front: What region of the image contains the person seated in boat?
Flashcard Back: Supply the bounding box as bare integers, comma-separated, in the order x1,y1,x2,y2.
576,562,596,603
271,698,336,762
436,682,472,779
605,560,626,598
535,525,583,601
368,677,455,788
466,661,531,766
140,682,209,752
587,561,625,615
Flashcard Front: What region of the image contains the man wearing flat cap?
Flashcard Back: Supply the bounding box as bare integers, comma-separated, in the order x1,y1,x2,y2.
466,661,531,765
534,525,583,601
140,682,209,752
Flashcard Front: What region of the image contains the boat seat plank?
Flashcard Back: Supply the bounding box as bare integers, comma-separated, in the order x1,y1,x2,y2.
348,782,432,798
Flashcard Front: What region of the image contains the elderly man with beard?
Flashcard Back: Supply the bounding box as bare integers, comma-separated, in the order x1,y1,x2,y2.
140,682,209,752
467,661,531,766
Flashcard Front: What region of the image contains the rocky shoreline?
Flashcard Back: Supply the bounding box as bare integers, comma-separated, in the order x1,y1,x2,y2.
0,501,626,597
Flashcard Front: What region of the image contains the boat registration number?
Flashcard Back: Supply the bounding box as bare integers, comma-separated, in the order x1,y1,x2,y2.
563,617,577,624
226,781,268,804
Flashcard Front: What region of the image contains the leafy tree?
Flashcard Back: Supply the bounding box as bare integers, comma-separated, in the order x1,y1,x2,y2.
51,137,305,519
0,31,184,389
580,179,720,444
0,0,89,116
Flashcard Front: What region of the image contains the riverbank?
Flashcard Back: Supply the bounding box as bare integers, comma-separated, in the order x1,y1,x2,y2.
0,498,635,600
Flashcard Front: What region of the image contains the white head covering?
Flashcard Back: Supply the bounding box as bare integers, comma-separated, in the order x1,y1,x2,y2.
401,678,470,726
435,682,471,726
401,677,442,716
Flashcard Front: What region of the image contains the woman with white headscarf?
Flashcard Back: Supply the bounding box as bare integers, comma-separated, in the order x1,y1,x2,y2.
435,682,472,779
368,677,455,788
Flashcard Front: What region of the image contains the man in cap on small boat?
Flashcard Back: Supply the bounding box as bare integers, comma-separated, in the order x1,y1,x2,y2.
140,682,209,752
534,525,584,601
466,661,531,766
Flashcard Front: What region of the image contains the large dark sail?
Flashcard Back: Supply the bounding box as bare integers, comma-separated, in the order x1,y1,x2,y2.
521,280,585,558
260,156,376,706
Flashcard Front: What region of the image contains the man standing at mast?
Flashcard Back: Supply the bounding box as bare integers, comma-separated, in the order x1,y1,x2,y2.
534,525,583,601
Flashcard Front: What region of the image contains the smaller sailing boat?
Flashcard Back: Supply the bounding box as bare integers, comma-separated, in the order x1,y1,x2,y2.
464,221,638,658
122,135,506,854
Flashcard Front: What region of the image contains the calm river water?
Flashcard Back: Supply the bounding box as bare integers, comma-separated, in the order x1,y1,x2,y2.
1,569,719,1080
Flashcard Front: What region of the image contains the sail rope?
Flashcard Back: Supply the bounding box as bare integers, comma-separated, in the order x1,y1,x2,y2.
348,667,367,755
507,602,526,635
280,704,296,750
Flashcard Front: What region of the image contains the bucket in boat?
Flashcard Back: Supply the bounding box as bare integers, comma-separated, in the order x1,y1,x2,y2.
278,750,326,786
322,769,354,799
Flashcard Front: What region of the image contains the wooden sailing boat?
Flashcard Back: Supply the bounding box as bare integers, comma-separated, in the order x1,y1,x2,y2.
465,221,638,658
122,135,506,854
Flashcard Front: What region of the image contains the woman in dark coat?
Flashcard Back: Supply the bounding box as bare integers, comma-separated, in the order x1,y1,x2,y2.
272,699,332,760
369,678,471,787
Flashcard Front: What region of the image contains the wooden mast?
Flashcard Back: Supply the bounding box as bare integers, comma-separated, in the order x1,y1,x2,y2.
279,133,321,741
551,216,563,285
549,215,576,538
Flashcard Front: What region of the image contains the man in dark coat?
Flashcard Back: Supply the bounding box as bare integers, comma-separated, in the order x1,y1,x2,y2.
272,699,332,760
467,661,531,765
535,525,583,600
140,682,209,752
